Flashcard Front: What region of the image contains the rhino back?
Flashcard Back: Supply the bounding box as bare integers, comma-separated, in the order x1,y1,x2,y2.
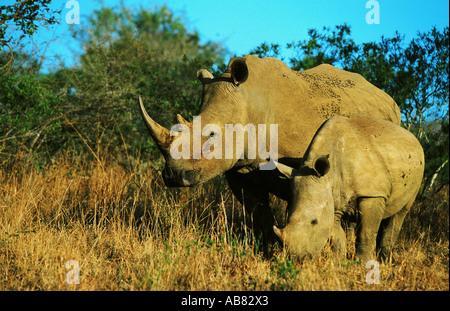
298,64,401,125
240,56,401,160
346,115,424,216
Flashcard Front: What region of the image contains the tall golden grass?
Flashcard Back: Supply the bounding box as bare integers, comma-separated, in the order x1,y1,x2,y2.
0,151,448,291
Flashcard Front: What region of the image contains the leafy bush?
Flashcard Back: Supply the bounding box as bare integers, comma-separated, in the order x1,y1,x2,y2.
0,71,63,161
1,4,226,165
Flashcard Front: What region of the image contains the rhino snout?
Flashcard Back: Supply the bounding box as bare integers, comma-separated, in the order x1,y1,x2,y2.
162,167,201,187
274,220,332,260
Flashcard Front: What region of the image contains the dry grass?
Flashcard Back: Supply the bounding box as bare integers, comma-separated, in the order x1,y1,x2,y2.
0,152,448,291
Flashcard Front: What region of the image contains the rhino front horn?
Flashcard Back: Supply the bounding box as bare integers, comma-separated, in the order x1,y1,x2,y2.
139,96,172,155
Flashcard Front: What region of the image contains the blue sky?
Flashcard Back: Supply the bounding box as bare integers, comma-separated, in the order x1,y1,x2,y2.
8,0,449,72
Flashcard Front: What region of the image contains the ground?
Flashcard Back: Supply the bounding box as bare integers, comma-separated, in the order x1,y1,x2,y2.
0,154,448,291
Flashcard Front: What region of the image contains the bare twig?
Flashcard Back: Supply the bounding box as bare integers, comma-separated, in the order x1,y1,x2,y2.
424,159,449,197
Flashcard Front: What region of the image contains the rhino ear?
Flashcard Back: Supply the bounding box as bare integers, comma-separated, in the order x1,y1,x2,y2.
197,69,214,84
230,57,248,85
313,155,330,177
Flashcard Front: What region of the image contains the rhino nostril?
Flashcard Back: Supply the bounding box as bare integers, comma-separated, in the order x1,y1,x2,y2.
311,219,318,225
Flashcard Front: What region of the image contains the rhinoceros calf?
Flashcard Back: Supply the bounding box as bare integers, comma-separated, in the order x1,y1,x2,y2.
274,114,424,263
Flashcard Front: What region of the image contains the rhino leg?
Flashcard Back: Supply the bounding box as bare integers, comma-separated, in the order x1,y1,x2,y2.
251,196,276,257
330,219,346,260
225,169,276,258
356,197,385,264
376,199,414,262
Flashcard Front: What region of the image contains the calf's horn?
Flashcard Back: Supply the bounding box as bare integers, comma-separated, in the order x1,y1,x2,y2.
273,226,284,241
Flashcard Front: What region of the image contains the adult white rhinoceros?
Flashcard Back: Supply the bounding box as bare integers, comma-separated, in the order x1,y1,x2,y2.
139,55,401,255
274,114,424,263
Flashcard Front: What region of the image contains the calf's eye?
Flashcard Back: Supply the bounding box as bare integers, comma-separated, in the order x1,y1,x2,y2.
311,219,318,225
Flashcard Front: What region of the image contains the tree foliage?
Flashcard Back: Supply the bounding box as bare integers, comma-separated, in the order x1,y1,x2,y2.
1,4,225,164
65,5,225,158
0,0,60,70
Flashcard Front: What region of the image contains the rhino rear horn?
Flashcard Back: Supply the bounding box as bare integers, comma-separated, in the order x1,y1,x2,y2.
176,114,190,126
139,96,172,155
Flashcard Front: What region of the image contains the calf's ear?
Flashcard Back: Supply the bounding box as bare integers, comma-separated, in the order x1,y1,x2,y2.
313,155,330,177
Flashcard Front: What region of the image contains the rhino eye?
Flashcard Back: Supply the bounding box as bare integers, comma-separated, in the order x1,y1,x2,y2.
311,219,318,225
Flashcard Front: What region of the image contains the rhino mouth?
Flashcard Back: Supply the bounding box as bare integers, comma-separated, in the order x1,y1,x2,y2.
162,168,202,187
